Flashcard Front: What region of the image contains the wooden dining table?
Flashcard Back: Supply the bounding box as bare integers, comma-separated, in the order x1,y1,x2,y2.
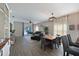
0,38,9,49
0,38,9,56
43,34,56,40
41,34,57,50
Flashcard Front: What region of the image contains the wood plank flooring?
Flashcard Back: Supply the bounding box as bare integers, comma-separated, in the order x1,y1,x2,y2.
10,35,63,56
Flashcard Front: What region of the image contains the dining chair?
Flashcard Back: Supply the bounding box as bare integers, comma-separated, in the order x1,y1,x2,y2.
61,35,79,56
67,34,79,47
41,36,53,51
52,39,58,49
52,37,61,49
56,37,61,47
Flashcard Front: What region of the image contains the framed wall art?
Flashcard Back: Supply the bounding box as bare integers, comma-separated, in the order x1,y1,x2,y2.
69,25,75,31
77,24,79,30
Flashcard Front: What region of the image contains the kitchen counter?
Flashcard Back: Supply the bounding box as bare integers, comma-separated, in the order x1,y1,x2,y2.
0,38,11,56
0,38,9,49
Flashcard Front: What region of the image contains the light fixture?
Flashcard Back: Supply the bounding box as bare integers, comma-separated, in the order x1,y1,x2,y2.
27,17,33,24
48,13,57,22
29,20,32,24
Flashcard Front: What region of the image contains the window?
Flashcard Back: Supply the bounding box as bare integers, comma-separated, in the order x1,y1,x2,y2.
63,24,67,35
54,23,57,35
35,25,39,31
54,23,67,36
57,24,63,35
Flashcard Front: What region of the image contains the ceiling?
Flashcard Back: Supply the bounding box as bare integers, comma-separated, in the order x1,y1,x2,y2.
8,3,79,24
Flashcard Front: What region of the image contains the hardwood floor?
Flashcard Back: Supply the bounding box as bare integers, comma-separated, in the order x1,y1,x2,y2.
10,35,63,56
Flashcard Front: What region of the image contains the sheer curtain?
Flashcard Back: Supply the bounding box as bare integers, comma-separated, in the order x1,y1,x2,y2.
54,16,67,36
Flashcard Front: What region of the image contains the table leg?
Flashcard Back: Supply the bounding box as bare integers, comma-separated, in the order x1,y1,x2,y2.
0,49,3,56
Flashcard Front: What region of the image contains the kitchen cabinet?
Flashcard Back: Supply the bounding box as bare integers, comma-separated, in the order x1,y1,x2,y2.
0,3,10,56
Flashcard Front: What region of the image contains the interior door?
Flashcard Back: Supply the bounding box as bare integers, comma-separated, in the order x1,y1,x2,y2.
14,22,24,37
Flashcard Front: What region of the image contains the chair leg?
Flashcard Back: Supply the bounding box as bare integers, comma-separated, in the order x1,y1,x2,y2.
55,44,59,49
57,44,59,48
50,41,53,49
41,44,42,49
66,52,69,56
0,49,3,56
43,45,46,51
55,42,59,49
63,51,65,56
51,44,53,49
41,42,43,49
54,43,57,49
1,50,3,56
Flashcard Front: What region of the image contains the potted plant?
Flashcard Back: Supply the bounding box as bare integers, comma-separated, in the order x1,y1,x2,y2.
44,26,49,34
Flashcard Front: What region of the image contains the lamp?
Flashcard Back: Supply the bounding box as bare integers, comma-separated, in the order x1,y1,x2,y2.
48,13,57,22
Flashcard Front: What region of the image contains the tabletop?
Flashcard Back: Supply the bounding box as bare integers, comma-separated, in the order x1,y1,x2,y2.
44,34,56,40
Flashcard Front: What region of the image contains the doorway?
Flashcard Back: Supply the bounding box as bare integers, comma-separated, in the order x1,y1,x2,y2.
14,22,24,37
24,24,33,36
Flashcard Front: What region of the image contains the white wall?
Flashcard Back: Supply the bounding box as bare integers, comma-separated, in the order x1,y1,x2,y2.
36,21,54,35
14,22,23,36
0,10,5,38
11,18,30,30
67,12,79,42
53,12,79,42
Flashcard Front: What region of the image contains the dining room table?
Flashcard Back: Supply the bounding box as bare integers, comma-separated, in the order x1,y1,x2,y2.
0,38,9,56
41,34,57,50
44,34,56,40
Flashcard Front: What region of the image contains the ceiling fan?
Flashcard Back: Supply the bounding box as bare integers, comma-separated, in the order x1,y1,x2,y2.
48,13,57,22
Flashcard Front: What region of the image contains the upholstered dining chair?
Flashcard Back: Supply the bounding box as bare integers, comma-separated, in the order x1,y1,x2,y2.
61,35,79,56
67,34,79,47
55,37,61,48
41,36,53,51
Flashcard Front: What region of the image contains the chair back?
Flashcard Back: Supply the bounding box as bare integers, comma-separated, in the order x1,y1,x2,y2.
61,36,69,51
67,34,73,44
56,37,61,44
41,36,45,45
